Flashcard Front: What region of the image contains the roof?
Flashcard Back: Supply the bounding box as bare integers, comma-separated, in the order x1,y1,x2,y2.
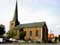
12,1,20,26
13,1,18,21
15,22,46,29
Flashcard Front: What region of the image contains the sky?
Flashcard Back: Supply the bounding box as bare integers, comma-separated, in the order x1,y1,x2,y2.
0,0,60,36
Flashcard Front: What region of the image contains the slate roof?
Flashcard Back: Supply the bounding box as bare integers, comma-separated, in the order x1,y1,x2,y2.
13,1,18,21
15,22,46,29
12,1,20,26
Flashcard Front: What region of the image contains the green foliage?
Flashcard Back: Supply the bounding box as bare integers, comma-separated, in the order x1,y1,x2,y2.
0,24,5,35
19,28,26,40
54,36,58,43
58,35,60,42
19,31,26,40
7,30,16,38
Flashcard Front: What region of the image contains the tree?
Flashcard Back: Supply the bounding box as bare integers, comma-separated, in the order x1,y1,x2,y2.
0,24,5,35
7,30,16,38
54,36,58,43
58,35,60,42
19,31,26,40
19,28,26,40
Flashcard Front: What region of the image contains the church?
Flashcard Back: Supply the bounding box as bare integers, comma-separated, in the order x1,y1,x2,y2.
9,1,48,42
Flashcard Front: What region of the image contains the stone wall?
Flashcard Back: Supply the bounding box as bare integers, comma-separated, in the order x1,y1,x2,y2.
23,27,43,42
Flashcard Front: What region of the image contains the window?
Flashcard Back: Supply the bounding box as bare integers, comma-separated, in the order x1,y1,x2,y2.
36,30,38,36
30,31,32,36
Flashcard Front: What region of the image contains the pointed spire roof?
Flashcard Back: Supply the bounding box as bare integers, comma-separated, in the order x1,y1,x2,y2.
13,0,20,26
13,1,18,21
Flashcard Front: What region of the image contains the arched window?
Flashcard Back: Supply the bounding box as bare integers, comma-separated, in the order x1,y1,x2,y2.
30,31,32,36
36,30,38,36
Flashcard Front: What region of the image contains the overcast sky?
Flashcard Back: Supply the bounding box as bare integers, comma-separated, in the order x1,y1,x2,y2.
0,0,60,36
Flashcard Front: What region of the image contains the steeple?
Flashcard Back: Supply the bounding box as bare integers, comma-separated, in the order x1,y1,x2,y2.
13,1,20,26
13,1,18,21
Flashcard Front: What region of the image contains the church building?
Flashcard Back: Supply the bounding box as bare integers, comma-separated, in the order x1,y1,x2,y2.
9,1,48,42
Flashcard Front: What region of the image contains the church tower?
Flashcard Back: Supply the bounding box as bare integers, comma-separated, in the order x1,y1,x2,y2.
9,1,20,30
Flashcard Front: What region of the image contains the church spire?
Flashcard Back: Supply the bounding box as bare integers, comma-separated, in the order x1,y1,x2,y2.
13,0,20,26
13,1,18,21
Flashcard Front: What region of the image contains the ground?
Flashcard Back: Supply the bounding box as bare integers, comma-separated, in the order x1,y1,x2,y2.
0,43,60,45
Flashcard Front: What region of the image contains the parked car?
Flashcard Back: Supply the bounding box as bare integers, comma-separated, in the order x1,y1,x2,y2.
0,38,3,43
8,38,17,43
0,38,6,43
